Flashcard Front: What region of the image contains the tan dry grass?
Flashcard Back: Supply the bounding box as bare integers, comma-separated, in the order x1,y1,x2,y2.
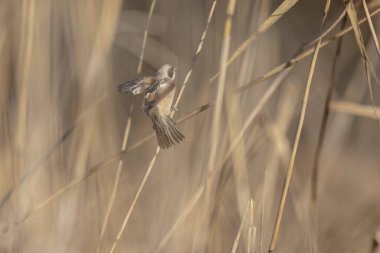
1,1,380,253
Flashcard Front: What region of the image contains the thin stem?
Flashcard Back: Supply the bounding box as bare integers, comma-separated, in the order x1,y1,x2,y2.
107,3,217,252
137,0,157,73
231,200,252,253
268,1,331,252
311,13,346,211
96,0,158,250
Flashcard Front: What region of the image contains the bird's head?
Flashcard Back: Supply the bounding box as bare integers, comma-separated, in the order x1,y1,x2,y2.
156,64,176,80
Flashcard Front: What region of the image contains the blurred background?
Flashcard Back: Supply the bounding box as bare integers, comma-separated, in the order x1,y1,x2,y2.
1,0,380,252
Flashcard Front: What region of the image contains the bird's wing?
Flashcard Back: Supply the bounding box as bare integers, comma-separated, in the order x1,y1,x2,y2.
145,79,163,94
118,76,158,95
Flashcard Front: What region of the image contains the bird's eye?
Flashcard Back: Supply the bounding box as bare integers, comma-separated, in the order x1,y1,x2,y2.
168,68,175,78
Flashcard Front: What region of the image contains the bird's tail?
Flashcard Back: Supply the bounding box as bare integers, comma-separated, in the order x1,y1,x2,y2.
118,78,146,95
152,114,184,149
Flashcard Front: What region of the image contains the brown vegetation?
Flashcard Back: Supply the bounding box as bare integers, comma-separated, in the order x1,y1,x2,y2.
1,0,380,252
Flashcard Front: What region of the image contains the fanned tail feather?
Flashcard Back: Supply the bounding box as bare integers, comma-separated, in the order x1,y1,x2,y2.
152,114,184,149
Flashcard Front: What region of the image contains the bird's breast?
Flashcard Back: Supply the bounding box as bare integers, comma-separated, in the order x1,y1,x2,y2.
156,86,175,116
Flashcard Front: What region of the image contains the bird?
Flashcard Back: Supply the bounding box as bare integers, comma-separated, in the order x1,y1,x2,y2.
118,64,184,149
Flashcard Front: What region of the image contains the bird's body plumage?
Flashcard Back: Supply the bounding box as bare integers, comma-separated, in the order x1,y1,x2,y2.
118,64,184,149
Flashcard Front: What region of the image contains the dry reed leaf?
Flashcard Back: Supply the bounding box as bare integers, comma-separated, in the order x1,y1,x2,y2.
221,68,292,168
231,200,252,253
260,84,304,241
207,0,236,178
15,0,36,154
346,0,379,121
137,0,158,73
362,0,380,56
330,101,380,120
224,54,250,216
269,1,331,251
247,199,255,253
260,114,311,251
209,0,299,82
95,101,134,253
238,7,380,92
191,1,237,252
172,1,217,110
259,170,267,253
154,186,205,253
305,7,347,48
311,13,347,208
108,146,160,253
347,0,367,54
0,93,107,211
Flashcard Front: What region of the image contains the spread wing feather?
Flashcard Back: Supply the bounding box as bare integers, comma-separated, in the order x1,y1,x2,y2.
118,77,160,95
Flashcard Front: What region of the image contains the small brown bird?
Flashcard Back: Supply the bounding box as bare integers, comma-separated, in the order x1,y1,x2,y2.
118,64,184,149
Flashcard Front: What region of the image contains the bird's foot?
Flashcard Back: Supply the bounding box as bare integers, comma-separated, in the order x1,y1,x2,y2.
171,105,179,112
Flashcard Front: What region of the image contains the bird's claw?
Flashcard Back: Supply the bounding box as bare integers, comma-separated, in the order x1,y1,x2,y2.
171,105,179,111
